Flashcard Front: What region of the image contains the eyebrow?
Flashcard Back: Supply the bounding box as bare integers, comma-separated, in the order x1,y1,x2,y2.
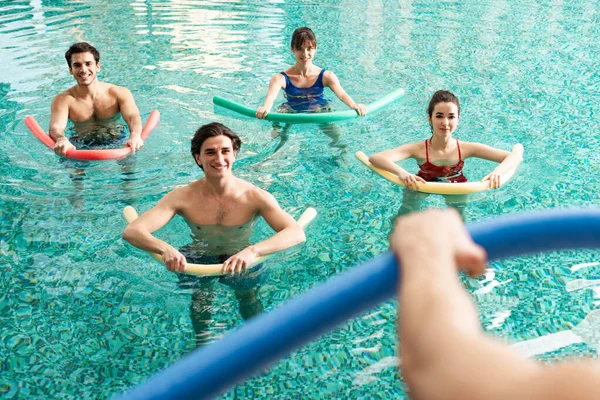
204,146,231,152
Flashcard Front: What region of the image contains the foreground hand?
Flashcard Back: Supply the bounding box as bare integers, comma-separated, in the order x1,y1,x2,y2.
353,103,367,116
482,172,501,189
53,137,76,157
256,106,271,119
125,136,144,152
162,246,187,272
399,172,426,191
390,209,487,277
222,246,258,275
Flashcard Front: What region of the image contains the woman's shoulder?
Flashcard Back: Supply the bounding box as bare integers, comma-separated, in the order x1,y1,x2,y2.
456,141,492,158
388,140,425,158
406,140,426,151
321,68,335,81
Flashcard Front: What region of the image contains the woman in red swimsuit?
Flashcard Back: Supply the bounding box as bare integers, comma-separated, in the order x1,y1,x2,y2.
369,90,522,216
370,90,521,189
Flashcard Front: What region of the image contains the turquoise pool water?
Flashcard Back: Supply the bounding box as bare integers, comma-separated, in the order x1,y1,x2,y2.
1,0,600,398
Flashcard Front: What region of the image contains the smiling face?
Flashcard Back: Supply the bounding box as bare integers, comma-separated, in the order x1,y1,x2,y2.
69,52,100,86
292,40,317,66
428,102,460,138
195,135,237,177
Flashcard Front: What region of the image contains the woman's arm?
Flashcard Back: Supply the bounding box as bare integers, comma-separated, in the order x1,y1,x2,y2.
256,74,286,119
323,71,366,116
369,143,425,189
464,142,523,188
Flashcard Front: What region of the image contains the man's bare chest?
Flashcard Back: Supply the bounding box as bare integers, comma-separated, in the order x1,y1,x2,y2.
69,98,120,122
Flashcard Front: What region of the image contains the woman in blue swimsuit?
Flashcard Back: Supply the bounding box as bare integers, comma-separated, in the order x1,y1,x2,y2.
256,27,367,118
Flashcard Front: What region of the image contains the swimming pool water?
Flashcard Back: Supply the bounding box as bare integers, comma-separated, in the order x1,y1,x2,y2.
1,0,600,398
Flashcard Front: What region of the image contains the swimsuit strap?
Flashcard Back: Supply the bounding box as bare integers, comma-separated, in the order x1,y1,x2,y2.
456,139,462,161
280,72,291,90
316,69,326,87
425,139,430,162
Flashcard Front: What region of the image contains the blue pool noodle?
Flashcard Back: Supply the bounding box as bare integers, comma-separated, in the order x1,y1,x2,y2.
119,208,600,400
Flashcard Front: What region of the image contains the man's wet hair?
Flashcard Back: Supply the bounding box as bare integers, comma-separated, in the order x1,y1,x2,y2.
65,42,100,68
191,122,242,169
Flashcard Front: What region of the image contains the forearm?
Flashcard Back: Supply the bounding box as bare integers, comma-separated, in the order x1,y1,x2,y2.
399,251,538,400
49,127,67,142
261,91,280,111
338,92,358,109
248,226,305,257
490,152,522,176
126,115,143,138
369,154,408,177
122,225,172,255
399,250,483,361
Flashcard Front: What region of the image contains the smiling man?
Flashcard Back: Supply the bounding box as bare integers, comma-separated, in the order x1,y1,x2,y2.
49,42,144,156
123,122,305,345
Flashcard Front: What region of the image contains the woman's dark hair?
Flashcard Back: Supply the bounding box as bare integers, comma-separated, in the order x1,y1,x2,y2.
65,42,100,68
427,90,460,117
190,123,242,169
291,27,317,50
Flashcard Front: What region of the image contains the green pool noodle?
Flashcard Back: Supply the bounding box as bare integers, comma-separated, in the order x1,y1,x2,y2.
213,87,405,124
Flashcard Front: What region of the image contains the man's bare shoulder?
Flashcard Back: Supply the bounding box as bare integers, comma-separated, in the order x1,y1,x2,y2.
52,87,77,106
171,180,203,198
238,180,276,206
106,83,132,97
154,181,199,213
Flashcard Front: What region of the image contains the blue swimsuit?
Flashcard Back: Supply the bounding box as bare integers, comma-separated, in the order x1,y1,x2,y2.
280,69,330,112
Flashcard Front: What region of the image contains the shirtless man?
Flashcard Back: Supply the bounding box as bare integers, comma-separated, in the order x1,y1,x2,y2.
122,122,306,344
50,42,144,157
391,209,600,400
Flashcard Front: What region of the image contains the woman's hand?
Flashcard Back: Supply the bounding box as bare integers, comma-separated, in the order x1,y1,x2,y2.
256,106,271,119
399,171,426,190
353,103,367,116
482,172,502,189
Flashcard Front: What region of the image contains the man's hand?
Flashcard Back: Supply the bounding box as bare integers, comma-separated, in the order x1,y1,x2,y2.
222,246,258,275
125,136,144,152
53,137,76,157
162,246,187,272
390,209,487,277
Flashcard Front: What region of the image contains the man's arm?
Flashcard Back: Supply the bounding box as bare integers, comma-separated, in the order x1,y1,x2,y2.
122,191,186,271
116,86,143,152
49,95,75,157
222,189,306,274
391,209,600,400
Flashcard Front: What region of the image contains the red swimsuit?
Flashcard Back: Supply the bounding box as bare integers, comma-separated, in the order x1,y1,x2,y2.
417,138,467,183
